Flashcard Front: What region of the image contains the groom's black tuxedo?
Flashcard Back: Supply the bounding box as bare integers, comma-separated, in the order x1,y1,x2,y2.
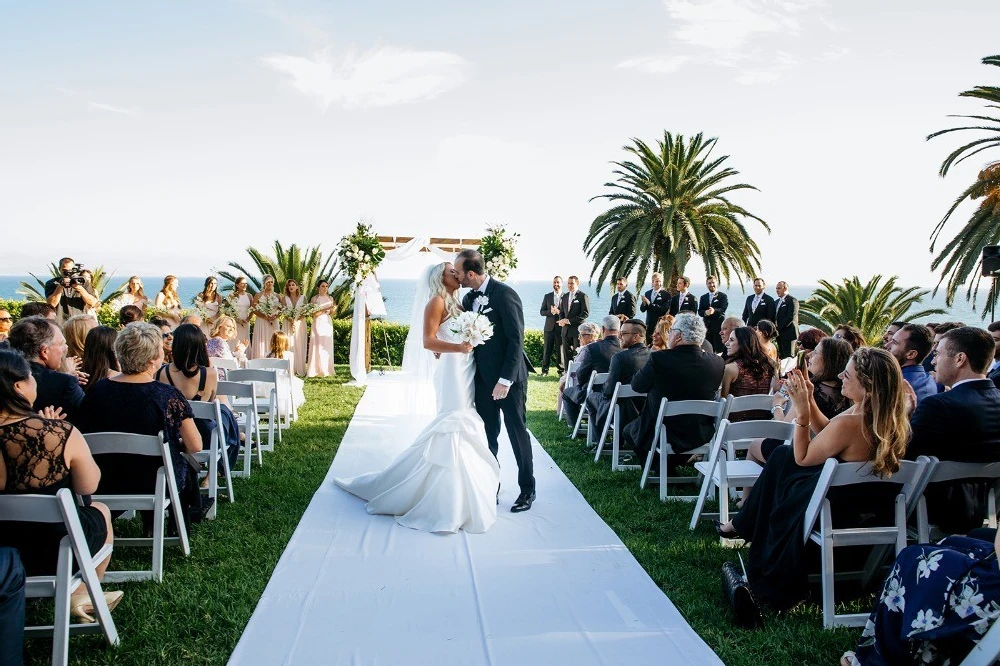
463,277,535,495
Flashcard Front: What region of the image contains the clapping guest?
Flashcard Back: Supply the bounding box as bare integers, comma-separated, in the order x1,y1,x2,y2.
206,316,248,377
81,326,121,391
650,315,675,351
8,316,85,424
281,279,307,376
722,326,777,421
306,280,337,378
154,275,182,327
754,319,779,361
229,277,253,352
250,275,281,361
833,324,864,351
194,276,221,338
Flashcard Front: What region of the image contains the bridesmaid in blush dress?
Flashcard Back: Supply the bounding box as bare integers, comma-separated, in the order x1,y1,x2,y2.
194,276,221,339
250,275,281,361
154,275,182,327
230,277,253,354
281,279,308,376
307,280,337,377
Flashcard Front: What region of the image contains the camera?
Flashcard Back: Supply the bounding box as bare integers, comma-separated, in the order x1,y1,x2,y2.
61,263,86,287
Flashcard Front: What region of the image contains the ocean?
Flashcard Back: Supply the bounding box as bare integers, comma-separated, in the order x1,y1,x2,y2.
1,275,991,329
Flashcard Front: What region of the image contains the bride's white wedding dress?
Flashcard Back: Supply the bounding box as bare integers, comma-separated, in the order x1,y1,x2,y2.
333,317,500,533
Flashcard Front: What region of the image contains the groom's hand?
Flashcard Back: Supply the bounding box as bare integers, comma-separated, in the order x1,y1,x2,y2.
492,383,509,400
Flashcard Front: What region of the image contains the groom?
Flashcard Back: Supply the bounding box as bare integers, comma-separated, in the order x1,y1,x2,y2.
455,249,536,513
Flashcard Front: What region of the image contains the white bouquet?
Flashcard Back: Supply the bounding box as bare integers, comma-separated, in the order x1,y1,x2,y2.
449,311,494,348
284,303,318,321
255,296,284,321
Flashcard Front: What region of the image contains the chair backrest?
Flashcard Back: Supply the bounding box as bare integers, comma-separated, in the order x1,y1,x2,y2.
615,383,646,401
719,418,794,445
926,459,1000,483
246,358,290,374
85,432,164,458
211,357,239,371
0,489,70,523
724,394,774,420
216,380,255,399
658,397,727,420
590,372,609,391
189,399,223,422
227,368,279,386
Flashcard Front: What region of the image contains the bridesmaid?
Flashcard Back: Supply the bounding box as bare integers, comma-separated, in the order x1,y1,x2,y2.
307,280,337,377
195,276,221,338
281,278,307,376
250,275,281,361
154,275,182,327
229,277,253,352
121,276,148,312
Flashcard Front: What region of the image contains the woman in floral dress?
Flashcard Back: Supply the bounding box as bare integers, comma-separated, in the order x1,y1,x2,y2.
250,275,281,361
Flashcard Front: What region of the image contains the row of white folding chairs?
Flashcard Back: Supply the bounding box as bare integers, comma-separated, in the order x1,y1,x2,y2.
214,357,298,428
570,371,607,440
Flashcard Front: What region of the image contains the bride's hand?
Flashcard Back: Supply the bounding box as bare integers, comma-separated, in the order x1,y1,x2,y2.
458,342,473,354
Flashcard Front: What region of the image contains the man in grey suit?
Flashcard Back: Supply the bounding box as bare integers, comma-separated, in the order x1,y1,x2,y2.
586,319,650,439
539,275,564,375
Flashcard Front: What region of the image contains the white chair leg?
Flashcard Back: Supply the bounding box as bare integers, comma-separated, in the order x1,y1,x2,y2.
220,435,235,504
52,544,72,666
640,445,656,489
821,535,836,629
611,422,620,471
152,471,166,582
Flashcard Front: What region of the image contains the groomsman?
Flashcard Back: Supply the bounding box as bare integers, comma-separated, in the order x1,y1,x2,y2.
698,275,729,353
773,281,800,358
539,275,564,375
742,277,775,327
639,272,670,345
557,275,590,361
668,276,698,316
608,277,636,319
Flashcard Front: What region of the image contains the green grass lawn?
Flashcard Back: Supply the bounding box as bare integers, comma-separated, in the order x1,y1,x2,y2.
25,371,865,665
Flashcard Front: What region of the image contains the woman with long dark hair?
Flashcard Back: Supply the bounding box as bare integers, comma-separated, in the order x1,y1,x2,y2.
195,276,221,338
81,326,120,391
755,319,779,361
722,326,777,421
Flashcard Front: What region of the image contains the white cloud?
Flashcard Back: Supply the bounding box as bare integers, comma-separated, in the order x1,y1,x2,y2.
617,55,690,74
88,102,136,115
261,45,466,110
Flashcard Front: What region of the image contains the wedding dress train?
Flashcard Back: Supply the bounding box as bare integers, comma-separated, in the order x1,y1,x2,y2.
333,318,499,533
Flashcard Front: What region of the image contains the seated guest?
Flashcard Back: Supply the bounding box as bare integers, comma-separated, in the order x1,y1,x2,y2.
80,323,206,523
833,323,864,351
881,320,906,349
0,308,10,345
81,326,120,391
887,323,937,404
987,320,1000,387
795,328,826,354
924,321,965,381
561,316,622,425
206,316,248,377
718,347,910,611
721,326,777,421
624,312,725,470
754,319,779,361
557,322,599,407
0,349,121,623
0,547,25,665
907,326,1000,534
61,314,97,378
150,317,174,364
118,304,143,328
18,302,56,320
719,315,744,362
179,313,202,329
7,316,85,423
650,315,674,351
586,319,650,438
841,531,1000,666
267,331,306,418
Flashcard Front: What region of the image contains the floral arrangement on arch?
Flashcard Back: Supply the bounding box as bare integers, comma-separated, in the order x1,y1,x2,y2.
479,224,520,282
338,222,386,287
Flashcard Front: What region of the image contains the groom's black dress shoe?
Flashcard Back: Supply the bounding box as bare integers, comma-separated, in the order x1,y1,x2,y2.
510,491,535,513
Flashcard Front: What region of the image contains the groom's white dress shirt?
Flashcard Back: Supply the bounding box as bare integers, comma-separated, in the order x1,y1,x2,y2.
472,276,512,387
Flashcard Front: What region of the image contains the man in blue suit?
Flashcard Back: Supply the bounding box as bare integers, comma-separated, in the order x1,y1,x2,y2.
907,326,1000,534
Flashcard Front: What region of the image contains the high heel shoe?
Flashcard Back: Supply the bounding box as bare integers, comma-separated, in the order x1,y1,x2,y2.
713,519,739,539
70,590,124,624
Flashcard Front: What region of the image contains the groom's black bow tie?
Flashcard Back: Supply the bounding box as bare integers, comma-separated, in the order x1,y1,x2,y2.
469,289,484,299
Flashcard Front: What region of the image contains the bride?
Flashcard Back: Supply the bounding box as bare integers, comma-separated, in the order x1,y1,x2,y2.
333,262,500,533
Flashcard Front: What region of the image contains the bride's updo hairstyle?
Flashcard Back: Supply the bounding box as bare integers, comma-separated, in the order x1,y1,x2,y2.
428,263,463,319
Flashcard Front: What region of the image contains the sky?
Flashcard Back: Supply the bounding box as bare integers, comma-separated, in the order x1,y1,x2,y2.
1,0,998,292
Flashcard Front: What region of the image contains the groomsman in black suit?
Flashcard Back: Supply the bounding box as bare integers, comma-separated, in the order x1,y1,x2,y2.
608,277,636,319
698,275,728,353
639,272,670,345
741,277,775,327
773,281,800,359
668,276,699,317
557,275,590,361
539,275,564,375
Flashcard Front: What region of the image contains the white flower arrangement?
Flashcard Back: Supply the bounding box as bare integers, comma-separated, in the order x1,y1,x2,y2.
479,224,520,282
255,295,284,320
338,222,385,287
449,311,494,348
219,294,240,319
283,303,318,321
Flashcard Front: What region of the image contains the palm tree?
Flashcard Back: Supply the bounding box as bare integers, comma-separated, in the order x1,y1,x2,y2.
799,275,946,345
583,131,769,293
927,54,1000,319
17,264,122,305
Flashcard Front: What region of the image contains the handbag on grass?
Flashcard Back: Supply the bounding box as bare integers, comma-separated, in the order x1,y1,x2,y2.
721,558,763,628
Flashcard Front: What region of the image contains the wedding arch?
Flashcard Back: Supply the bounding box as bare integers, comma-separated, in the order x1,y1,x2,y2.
348,235,481,385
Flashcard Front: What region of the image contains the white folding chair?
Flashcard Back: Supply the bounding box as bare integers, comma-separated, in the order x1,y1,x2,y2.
916,459,1000,541
802,457,931,628
571,372,607,440
216,380,263,476
210,357,239,379
721,394,775,421
640,398,727,501
557,360,578,422
189,399,236,520
593,382,647,470
87,431,190,582
247,357,296,424
227,368,279,451
0,489,119,666
960,614,1000,665
689,419,795,528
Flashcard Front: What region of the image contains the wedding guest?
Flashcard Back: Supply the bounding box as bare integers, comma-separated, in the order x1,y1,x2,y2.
650,315,675,351
718,347,910,611
154,275,182,327
721,326,777,421
557,322,599,406
624,313,725,470
907,326,1000,535
0,349,120,623
772,281,799,359
586,319,649,439
18,302,56,320
719,316,745,362
561,316,620,425
882,320,906,349
795,328,827,353
927,321,967,388
229,277,253,353
609,277,636,319
281,279,307,376
886,323,938,404
206,316,248,377
833,323,864,351
741,277,775,327
119,276,148,312
0,547,25,665
268,331,305,417
557,276,590,362
44,257,99,323
989,320,1000,387
194,276,221,338
639,272,670,345
306,280,337,378
698,276,728,353
81,326,120,392
668,276,698,316
80,323,205,523
150,317,173,365
63,313,98,362
8,317,84,424
251,275,281,361
118,304,143,328
755,319,779,361
0,309,11,344
179,313,202,328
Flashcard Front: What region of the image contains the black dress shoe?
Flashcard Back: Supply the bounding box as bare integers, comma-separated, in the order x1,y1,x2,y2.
510,491,535,513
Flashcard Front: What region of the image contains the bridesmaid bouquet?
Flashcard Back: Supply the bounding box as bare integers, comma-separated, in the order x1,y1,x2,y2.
283,303,318,321
220,295,240,319
449,311,494,348
255,297,284,321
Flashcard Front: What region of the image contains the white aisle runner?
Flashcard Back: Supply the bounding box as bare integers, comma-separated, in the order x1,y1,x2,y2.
229,373,723,666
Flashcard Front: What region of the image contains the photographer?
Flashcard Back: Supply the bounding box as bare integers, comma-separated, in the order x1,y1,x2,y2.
45,257,98,323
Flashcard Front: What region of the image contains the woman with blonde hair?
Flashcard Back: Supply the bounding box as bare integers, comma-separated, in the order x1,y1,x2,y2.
650,315,674,351
717,347,910,611
206,316,248,377
62,314,98,377
250,275,281,360
120,276,148,311
154,275,182,327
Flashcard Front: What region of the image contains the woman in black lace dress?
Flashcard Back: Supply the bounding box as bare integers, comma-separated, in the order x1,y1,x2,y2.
80,323,204,521
0,349,121,622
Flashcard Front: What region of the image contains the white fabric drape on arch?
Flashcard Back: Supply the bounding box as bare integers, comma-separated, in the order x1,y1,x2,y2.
348,237,452,385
